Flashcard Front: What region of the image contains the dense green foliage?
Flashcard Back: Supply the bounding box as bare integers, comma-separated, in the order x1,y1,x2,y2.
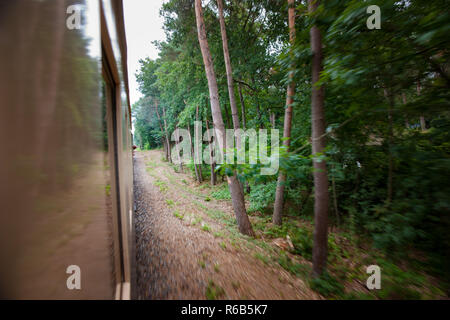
133,0,450,292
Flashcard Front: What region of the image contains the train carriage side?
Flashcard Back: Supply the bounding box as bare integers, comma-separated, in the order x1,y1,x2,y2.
0,0,135,299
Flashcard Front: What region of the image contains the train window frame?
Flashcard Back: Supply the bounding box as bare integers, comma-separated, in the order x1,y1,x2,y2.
101,4,130,300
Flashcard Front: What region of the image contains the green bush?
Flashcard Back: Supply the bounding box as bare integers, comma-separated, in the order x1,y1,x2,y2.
249,181,277,213
263,223,289,238
289,228,313,260
210,185,231,200
309,272,344,298
373,258,425,300
277,252,310,277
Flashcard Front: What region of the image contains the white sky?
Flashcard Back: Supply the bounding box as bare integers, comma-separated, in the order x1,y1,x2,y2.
123,0,167,106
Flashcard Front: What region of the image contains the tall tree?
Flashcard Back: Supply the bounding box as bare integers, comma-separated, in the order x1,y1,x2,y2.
309,0,329,278
195,104,203,182
217,0,245,193
155,99,172,162
174,125,184,172
153,99,169,161
217,0,241,143
238,83,246,129
273,0,296,225
162,104,172,163
195,0,254,236
206,117,217,186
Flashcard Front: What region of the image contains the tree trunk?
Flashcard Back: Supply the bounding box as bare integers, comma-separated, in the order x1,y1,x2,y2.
384,89,394,205
224,102,231,128
162,104,172,163
417,82,426,131
238,83,246,129
206,119,217,186
153,99,169,161
309,0,330,278
270,111,276,128
331,163,339,227
402,93,410,128
218,0,241,149
196,105,203,182
218,0,245,193
211,163,217,185
188,122,202,183
163,139,167,159
420,116,426,131
237,83,250,193
273,0,296,226
174,126,183,173
195,0,254,236
251,76,263,129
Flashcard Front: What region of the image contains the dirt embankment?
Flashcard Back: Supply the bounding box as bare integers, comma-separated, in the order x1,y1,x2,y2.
134,150,320,300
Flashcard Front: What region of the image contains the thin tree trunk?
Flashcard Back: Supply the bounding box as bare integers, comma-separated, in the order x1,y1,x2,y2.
420,116,426,131
188,122,202,183
174,126,183,173
196,105,203,182
238,83,246,129
195,0,254,236
218,0,245,193
162,104,172,163
224,102,231,128
206,118,217,186
384,89,394,205
153,99,169,161
273,0,296,226
270,111,276,128
256,103,262,128
211,163,217,185
237,83,250,193
402,93,410,128
331,164,339,227
251,76,263,129
218,0,241,149
163,139,167,159
417,82,426,131
309,0,330,278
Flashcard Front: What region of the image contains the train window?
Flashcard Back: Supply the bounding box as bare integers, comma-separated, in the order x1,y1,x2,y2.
102,58,126,298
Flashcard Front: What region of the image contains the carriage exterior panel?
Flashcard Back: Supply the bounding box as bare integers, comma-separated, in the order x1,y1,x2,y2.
0,0,134,299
